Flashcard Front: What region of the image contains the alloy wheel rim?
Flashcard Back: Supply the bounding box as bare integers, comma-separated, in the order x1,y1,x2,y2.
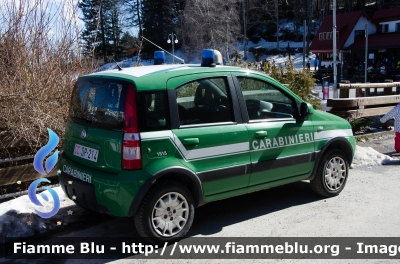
151,192,189,237
324,156,346,191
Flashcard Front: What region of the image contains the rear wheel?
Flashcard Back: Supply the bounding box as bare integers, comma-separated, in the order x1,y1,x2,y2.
134,180,195,244
310,149,349,197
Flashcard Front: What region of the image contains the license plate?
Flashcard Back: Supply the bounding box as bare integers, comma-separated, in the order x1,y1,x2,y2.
73,144,99,162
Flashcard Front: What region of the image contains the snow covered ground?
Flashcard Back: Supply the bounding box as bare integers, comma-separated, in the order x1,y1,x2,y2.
98,38,315,72
0,186,76,239
0,145,398,241
100,49,314,70
96,19,319,72
351,145,399,168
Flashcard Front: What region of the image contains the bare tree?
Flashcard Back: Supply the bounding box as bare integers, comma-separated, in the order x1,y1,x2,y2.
181,0,240,58
0,0,92,157
304,0,313,53
293,0,299,40
264,0,281,50
238,0,273,59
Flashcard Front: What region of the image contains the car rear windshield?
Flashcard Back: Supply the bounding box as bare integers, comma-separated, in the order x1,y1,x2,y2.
69,78,128,130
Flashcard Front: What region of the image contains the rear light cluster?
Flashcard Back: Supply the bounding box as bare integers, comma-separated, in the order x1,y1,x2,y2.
122,84,142,170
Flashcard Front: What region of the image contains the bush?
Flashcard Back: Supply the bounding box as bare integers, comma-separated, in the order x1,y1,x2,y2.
236,60,321,110
350,118,371,134
270,67,322,110
0,0,92,158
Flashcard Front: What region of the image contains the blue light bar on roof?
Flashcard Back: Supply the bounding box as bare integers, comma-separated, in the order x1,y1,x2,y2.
201,49,223,67
201,49,215,67
154,51,165,65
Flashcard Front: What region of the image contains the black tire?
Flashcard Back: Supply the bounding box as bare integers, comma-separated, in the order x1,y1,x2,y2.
134,180,195,245
310,149,349,197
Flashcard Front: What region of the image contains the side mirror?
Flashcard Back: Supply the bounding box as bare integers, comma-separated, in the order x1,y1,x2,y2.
299,102,312,120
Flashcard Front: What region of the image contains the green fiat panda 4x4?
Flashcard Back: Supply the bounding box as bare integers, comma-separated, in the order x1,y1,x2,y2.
59,49,355,243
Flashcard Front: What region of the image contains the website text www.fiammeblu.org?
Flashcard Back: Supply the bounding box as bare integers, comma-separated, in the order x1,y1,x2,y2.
5,238,400,259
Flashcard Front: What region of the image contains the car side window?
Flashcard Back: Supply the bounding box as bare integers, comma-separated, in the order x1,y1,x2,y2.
176,77,233,126
237,77,295,120
137,91,170,132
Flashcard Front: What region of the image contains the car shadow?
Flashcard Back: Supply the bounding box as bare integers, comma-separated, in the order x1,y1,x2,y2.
381,150,400,164
188,181,323,236
1,182,327,263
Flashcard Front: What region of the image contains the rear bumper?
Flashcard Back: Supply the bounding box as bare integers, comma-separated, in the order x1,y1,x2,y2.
58,153,151,217
59,172,111,214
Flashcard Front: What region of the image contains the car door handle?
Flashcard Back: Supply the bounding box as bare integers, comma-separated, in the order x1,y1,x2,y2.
183,138,200,144
255,131,268,138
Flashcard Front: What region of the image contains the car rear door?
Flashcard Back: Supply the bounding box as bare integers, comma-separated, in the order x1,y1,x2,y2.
232,74,315,186
167,73,250,196
65,77,129,174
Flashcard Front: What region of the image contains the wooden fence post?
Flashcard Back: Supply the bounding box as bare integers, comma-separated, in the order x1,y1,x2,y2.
339,80,350,98
384,79,393,95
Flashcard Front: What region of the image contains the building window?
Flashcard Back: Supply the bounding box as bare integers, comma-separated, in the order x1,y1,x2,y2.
318,31,339,40
382,24,389,33
354,30,365,38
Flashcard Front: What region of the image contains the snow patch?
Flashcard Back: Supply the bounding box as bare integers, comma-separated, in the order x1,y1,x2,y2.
352,145,399,168
0,186,77,240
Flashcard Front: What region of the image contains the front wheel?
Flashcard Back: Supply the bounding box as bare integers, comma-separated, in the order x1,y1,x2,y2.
310,149,349,197
134,180,195,244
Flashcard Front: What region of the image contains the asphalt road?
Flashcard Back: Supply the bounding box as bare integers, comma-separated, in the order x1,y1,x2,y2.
13,161,398,264
42,163,399,264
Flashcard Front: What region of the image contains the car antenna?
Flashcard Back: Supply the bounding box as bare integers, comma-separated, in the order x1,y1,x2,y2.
112,58,123,71
141,36,185,64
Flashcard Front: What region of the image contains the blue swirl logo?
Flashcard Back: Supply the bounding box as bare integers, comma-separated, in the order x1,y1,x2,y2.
28,178,61,218
29,128,60,218
33,128,59,175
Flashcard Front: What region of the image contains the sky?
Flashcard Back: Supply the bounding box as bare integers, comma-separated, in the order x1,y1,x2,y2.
0,0,81,37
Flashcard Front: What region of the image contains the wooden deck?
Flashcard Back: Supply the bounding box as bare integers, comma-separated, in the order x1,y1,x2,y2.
327,81,400,121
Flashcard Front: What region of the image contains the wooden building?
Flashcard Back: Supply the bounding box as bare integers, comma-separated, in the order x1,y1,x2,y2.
310,7,400,74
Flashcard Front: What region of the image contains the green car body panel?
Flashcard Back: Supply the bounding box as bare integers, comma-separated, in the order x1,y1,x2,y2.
59,63,356,219
59,153,151,217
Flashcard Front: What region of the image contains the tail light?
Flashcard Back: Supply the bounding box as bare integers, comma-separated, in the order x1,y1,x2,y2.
122,84,141,169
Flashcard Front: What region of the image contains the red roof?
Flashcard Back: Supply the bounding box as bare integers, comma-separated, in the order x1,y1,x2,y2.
347,33,400,50
310,11,369,53
372,6,400,22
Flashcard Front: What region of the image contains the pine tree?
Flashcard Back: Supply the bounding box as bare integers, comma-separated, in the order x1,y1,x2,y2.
122,0,143,37
141,0,167,54
141,0,184,55
78,0,121,61
79,0,102,58
120,32,140,50
107,0,123,60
